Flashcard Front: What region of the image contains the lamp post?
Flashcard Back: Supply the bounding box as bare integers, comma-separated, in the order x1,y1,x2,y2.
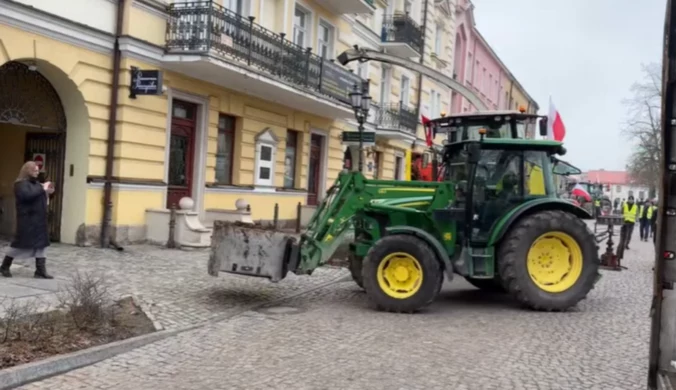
349,81,371,173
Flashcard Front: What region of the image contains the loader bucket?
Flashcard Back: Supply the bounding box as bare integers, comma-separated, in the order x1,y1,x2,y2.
208,221,296,282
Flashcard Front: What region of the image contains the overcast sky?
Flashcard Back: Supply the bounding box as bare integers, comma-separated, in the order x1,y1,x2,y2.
471,0,665,171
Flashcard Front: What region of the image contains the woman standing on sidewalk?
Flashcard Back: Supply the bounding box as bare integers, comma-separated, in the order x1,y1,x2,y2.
0,161,54,279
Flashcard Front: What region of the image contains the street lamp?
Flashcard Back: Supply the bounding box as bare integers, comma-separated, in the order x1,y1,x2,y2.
349,81,371,173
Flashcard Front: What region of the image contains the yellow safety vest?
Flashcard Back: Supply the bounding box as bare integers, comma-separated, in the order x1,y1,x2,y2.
594,200,600,207
527,165,545,195
638,205,644,218
647,206,655,220
623,203,637,223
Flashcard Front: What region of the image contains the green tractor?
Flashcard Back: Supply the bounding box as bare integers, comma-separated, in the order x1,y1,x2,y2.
209,111,600,313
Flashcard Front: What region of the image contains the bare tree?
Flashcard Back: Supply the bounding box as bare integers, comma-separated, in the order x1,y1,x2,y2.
622,63,661,197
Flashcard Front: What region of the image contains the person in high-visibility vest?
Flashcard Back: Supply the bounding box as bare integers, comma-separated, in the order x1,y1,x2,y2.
650,200,658,240
594,198,601,217
639,200,653,242
622,195,637,250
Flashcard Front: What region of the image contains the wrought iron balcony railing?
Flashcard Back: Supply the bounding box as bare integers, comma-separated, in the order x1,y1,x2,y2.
380,13,424,54
372,102,419,134
166,1,364,105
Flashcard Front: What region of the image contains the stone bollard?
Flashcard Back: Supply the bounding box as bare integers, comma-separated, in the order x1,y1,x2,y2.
235,198,253,224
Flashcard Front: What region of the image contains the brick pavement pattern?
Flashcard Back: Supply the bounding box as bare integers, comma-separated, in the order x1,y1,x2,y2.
0,241,346,329
16,232,654,390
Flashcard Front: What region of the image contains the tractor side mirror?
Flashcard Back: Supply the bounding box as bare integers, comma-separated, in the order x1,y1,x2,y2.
539,117,548,137
467,143,481,164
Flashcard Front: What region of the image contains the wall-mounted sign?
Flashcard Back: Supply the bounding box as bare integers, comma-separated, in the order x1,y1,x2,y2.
320,60,363,105
341,131,375,146
33,153,46,172
129,67,164,99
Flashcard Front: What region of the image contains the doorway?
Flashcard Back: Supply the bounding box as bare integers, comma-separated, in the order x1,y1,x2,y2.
166,99,197,208
24,133,66,241
307,133,325,206
0,61,67,242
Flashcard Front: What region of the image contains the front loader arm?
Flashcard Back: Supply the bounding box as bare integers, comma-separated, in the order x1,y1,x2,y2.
291,172,443,274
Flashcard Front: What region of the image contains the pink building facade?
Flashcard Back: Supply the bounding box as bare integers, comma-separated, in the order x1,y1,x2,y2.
451,0,536,114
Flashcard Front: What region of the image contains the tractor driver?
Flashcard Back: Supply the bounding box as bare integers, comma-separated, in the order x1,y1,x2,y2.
476,170,520,237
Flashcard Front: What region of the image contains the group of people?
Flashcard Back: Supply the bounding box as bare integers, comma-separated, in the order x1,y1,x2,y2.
618,195,658,249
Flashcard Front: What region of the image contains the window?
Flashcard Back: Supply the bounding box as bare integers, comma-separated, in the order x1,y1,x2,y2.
434,24,442,54
639,190,645,200
474,61,480,85
400,75,410,105
284,130,299,188
373,151,382,179
395,155,404,180
357,62,369,79
224,0,245,14
380,66,391,104
254,128,279,187
616,185,622,193
215,115,236,184
488,74,493,98
504,91,509,109
293,6,309,47
482,68,487,92
466,53,473,82
317,21,334,59
430,90,442,118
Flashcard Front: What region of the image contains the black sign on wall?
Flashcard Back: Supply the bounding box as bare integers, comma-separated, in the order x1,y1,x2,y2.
129,67,164,99
320,60,363,104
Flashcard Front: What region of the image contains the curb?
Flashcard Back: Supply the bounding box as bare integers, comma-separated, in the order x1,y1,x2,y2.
0,269,349,389
0,325,198,390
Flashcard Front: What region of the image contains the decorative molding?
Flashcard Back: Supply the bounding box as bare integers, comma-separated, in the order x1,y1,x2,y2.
0,0,115,56
87,182,166,192
348,16,382,50
132,0,168,19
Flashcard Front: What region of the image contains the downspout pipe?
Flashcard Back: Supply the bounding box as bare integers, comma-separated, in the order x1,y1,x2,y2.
100,0,125,249
415,0,429,120
415,0,430,169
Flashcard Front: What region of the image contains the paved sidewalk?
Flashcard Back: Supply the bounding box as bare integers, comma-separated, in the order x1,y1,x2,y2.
0,241,348,329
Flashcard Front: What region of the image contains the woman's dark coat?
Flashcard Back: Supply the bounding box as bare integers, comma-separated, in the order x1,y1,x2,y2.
11,179,50,249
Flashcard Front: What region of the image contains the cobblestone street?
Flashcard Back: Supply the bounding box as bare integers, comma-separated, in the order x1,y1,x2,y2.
0,241,347,329
12,231,655,390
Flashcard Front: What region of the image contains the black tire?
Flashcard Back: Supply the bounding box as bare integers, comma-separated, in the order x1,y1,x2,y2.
362,235,443,313
497,210,599,311
465,277,506,293
348,252,364,289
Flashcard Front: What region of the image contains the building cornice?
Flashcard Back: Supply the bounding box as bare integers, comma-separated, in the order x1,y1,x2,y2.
0,0,115,56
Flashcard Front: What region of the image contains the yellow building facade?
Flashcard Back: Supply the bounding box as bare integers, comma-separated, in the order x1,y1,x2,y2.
0,0,528,246
0,0,380,245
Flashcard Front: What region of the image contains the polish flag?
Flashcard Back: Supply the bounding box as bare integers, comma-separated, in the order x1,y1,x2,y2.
547,97,566,141
422,114,434,147
571,183,592,202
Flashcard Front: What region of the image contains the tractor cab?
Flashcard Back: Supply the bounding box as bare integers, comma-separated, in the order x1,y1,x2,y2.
419,110,548,183
430,111,573,246
442,136,568,246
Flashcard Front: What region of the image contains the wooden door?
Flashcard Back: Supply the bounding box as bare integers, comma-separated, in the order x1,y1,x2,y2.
24,132,66,242
166,100,197,209
307,134,324,206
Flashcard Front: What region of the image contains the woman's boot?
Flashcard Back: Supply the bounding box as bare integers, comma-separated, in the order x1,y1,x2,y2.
34,258,53,279
0,256,13,277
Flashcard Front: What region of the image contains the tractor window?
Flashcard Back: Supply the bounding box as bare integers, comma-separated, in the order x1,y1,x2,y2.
471,149,523,242
524,151,549,197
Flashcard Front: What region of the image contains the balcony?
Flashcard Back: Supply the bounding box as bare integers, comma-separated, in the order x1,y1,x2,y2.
164,1,364,118
313,0,375,15
371,102,419,140
380,13,424,58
